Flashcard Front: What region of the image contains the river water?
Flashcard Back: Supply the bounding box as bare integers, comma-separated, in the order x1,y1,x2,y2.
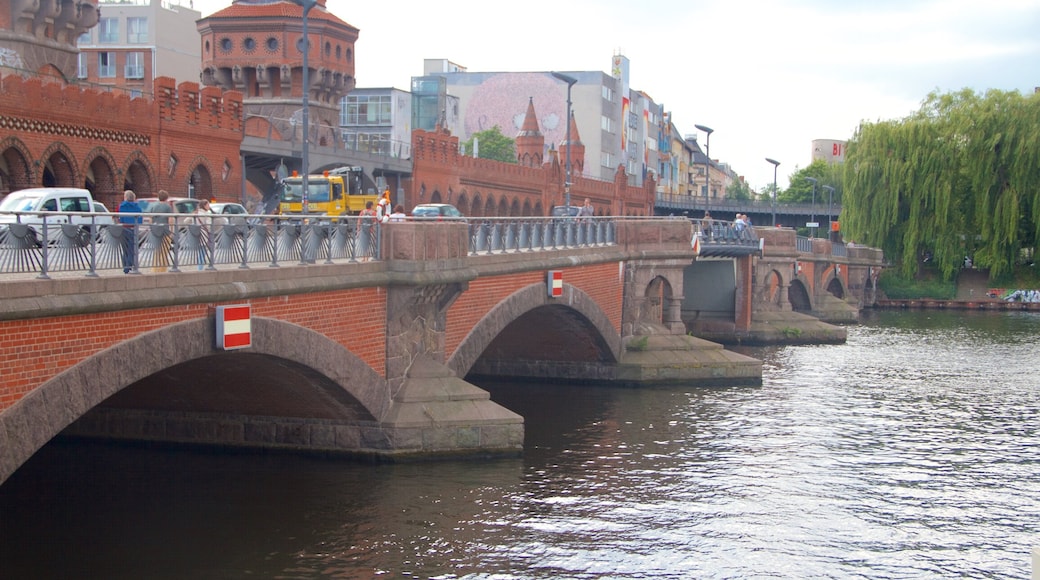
2,309,1038,579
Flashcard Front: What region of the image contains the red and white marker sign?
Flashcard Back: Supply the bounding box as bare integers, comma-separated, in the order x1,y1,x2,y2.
216,304,251,350
547,270,563,298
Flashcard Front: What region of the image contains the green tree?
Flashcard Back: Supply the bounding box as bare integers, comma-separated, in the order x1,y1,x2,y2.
462,126,517,164
779,160,841,204
842,88,1040,281
726,178,753,201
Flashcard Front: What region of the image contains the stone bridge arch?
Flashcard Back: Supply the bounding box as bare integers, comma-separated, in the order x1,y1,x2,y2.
789,277,812,312
0,317,387,484
447,283,621,379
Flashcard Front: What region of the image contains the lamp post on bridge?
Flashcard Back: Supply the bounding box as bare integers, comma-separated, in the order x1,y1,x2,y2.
291,0,317,214
805,176,818,238
766,157,780,227
551,72,577,208
822,185,835,239
694,124,713,214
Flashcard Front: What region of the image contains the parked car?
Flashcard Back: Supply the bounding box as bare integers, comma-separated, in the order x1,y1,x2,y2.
550,205,581,217
90,201,116,225
138,196,201,215
210,202,248,216
411,203,463,219
0,187,103,227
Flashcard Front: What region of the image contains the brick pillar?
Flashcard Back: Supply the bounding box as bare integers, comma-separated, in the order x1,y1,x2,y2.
734,255,753,331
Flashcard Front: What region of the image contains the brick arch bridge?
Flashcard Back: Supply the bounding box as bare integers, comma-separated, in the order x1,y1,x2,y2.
0,219,880,485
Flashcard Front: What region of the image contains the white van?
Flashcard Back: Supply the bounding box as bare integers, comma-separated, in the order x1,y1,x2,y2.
0,187,114,226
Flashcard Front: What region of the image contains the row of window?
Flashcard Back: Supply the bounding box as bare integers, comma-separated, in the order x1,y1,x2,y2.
78,52,145,80
340,95,392,126
214,37,350,61
79,17,148,45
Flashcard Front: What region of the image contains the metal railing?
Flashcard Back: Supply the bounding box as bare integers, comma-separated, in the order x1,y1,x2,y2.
691,218,759,247
0,212,624,277
0,212,383,278
467,216,616,254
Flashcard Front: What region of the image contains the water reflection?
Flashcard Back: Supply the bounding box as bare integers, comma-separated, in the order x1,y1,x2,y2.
1,310,1038,578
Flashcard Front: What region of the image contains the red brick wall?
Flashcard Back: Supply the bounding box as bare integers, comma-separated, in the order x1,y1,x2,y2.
445,263,623,357
0,288,386,412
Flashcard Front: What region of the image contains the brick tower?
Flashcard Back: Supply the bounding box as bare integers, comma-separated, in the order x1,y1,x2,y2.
2,0,100,80
515,97,544,168
197,0,358,143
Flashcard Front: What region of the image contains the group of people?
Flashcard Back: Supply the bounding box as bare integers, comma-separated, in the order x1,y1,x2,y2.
117,189,222,274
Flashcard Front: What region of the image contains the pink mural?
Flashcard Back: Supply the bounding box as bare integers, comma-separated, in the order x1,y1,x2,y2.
464,72,569,151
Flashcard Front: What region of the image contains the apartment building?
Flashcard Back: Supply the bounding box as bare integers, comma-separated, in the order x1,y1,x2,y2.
77,0,201,96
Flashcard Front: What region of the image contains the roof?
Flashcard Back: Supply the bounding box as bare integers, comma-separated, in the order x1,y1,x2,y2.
205,0,357,30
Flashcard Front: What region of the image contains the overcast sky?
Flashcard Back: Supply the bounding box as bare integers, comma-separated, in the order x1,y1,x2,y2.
187,0,1040,190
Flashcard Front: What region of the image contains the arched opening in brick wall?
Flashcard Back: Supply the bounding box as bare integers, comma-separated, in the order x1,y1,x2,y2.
85,152,118,208
448,283,622,380
42,148,77,188
123,159,153,196
764,269,784,308
788,279,812,312
497,197,508,216
189,164,213,200
0,142,33,195
0,317,388,485
643,275,674,327
482,195,494,217
826,276,845,299
429,189,443,203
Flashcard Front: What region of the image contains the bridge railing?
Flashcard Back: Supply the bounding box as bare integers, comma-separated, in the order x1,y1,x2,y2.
0,211,384,277
467,216,616,254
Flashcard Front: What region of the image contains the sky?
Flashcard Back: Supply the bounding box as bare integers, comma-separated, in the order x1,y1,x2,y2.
185,0,1040,190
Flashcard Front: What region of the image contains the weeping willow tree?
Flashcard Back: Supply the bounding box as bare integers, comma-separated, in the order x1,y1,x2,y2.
843,88,1040,281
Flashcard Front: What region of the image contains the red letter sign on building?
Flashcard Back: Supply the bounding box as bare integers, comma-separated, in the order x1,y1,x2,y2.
547,270,563,298
216,304,251,350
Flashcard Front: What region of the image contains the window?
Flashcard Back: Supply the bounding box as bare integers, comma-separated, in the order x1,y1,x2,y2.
99,18,118,43
342,95,392,126
127,17,147,43
243,37,256,52
602,85,615,103
77,53,88,78
125,52,144,79
98,52,115,78
601,115,615,134
266,37,278,52
601,152,614,169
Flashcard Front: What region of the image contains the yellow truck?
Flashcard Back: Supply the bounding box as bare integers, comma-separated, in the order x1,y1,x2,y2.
278,166,377,217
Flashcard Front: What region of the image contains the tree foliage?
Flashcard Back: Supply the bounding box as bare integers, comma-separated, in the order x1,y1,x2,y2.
842,88,1040,280
462,126,517,164
726,178,753,201
779,160,843,205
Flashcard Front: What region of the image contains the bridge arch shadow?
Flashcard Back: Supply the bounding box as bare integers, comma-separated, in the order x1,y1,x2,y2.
1,318,387,482
826,276,846,299
789,278,812,312
448,283,622,380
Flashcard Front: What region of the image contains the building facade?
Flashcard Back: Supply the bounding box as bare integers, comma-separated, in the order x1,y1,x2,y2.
76,0,202,97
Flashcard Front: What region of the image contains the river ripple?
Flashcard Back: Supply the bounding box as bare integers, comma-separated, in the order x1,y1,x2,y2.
1,309,1038,579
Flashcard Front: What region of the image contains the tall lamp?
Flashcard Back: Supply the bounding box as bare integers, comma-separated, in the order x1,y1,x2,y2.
766,157,780,227
551,72,577,208
694,124,713,213
292,0,317,213
822,185,835,236
805,176,817,237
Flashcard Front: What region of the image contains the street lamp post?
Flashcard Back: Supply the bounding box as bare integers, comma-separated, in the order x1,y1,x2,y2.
805,176,818,238
551,72,577,208
822,185,835,238
694,124,713,214
292,0,317,214
766,158,780,227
